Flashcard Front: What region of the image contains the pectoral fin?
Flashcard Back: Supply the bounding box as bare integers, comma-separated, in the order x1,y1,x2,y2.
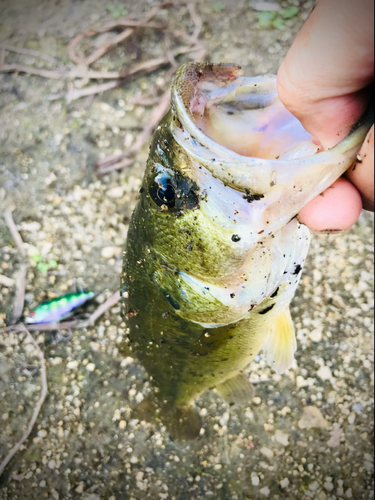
215,372,254,406
263,308,297,375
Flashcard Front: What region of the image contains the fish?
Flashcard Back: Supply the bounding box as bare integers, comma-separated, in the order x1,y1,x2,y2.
24,291,95,324
121,62,373,437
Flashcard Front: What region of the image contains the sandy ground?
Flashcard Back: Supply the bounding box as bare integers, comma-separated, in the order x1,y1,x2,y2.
0,1,374,499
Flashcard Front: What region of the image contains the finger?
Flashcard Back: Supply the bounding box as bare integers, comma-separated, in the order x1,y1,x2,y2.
298,178,363,232
277,0,374,149
346,125,374,211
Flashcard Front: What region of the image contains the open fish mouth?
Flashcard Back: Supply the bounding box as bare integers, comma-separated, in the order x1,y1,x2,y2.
171,63,373,228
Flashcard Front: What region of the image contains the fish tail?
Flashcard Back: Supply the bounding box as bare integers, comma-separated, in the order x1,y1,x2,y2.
133,393,202,440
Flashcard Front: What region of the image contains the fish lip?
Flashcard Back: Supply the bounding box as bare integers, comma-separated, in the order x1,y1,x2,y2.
171,63,373,221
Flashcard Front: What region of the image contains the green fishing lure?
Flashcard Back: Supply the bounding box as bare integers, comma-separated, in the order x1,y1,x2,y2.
25,291,95,324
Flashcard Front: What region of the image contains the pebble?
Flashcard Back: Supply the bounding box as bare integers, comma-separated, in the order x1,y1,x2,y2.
86,363,96,372
298,406,330,429
309,481,319,491
327,428,343,448
260,487,270,497
309,329,323,343
66,360,79,370
249,0,281,11
280,478,290,489
317,366,333,381
274,430,289,447
260,447,274,459
75,483,85,494
101,247,121,259
348,413,356,425
251,474,260,486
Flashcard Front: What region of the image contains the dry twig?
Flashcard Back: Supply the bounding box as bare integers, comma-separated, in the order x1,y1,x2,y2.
0,44,58,63
3,211,27,325
0,274,15,288
0,324,48,477
3,211,26,257
67,1,172,67
0,0,206,106
11,264,27,325
0,64,64,80
96,89,171,175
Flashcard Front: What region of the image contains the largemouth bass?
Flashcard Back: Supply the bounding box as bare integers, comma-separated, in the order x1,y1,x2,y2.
121,63,372,437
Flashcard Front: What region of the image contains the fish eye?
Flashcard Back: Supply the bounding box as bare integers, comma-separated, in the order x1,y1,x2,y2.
151,173,176,208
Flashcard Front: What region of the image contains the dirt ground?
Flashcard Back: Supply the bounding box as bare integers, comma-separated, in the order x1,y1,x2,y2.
0,1,374,499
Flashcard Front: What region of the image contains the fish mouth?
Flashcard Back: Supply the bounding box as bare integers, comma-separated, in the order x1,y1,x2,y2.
171,63,373,226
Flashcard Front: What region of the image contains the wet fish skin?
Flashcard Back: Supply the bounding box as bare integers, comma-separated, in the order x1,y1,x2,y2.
122,114,305,410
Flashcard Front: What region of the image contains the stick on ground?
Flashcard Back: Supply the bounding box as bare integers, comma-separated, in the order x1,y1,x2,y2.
3,211,27,325
96,89,171,175
0,324,48,477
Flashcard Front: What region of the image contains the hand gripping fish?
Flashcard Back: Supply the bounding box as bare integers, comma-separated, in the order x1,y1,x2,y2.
121,63,373,437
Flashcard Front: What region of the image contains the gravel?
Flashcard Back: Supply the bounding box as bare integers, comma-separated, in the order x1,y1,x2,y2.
0,0,373,499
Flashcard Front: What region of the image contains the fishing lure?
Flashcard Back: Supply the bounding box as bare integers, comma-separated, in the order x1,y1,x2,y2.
24,291,95,324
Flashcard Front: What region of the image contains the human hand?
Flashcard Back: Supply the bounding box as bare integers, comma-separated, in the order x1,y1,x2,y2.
277,0,374,232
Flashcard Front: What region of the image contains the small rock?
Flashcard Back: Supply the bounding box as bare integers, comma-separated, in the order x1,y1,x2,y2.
309,329,323,343
298,406,330,429
313,269,322,282
332,294,346,309
280,478,290,489
260,447,274,459
89,342,101,352
86,363,96,372
67,360,79,370
365,461,374,472
119,420,127,430
348,412,356,425
249,0,281,11
101,247,121,259
107,186,124,198
309,481,319,491
251,474,260,486
260,487,270,497
49,357,63,366
324,482,334,492
317,366,333,382
38,429,48,438
75,483,85,494
346,489,353,498
274,430,289,447
327,428,343,448
352,403,363,414
296,375,315,388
